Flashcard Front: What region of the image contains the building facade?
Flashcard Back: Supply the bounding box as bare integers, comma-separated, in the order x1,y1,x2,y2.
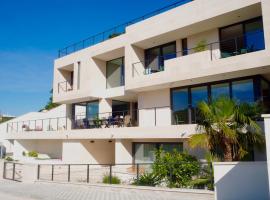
1,0,270,164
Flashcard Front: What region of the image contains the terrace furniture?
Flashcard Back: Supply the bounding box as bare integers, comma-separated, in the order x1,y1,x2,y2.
124,115,132,127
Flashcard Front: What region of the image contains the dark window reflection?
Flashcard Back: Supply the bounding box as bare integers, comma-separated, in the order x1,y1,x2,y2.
172,88,189,124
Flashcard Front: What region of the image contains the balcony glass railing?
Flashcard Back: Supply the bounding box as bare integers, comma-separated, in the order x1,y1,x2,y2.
6,117,67,133
58,0,193,58
132,30,265,77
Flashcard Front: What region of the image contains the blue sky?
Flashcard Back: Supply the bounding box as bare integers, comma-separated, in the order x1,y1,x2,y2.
0,0,179,116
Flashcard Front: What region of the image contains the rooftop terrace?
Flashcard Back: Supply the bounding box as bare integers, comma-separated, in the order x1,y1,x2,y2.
58,0,193,58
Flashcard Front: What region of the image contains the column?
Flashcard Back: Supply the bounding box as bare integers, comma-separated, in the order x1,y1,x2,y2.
262,114,270,198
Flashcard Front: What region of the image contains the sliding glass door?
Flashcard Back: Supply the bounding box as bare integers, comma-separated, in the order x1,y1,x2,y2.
145,42,176,73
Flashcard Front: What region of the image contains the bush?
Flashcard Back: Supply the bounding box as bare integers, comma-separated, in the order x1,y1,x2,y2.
28,151,38,158
22,151,26,156
5,156,13,161
133,172,160,186
152,149,200,188
102,175,121,184
194,40,207,52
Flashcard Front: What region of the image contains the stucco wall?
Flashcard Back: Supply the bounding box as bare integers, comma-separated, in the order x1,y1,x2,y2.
13,139,63,160
138,89,171,127
213,162,269,200
62,139,115,164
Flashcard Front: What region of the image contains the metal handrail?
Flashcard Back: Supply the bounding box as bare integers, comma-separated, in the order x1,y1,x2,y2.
58,0,193,58
132,30,265,76
6,116,67,133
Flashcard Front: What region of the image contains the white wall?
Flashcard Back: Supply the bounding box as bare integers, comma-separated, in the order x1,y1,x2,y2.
62,139,115,164
213,162,269,200
138,89,171,127
13,139,63,160
115,139,133,164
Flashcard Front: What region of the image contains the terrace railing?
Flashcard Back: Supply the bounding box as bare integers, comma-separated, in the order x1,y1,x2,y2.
58,81,73,94
6,117,67,133
58,0,193,57
37,162,213,189
132,30,265,77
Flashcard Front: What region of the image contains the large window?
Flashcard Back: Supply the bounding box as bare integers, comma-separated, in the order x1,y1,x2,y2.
106,57,124,88
171,76,270,124
133,143,183,163
211,83,230,100
220,17,264,58
232,79,254,103
145,42,176,74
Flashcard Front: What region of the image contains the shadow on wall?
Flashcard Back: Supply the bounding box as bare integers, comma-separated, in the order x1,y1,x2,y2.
81,140,115,164
214,162,269,200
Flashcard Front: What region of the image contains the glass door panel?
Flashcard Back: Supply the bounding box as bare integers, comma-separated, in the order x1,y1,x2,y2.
191,86,208,123
172,88,189,124
244,19,264,52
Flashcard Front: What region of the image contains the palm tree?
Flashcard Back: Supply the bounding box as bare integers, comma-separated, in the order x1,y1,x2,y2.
189,96,265,161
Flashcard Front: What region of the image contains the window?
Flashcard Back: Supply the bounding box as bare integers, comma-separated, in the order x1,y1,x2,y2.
134,143,183,163
211,83,230,100
106,57,124,88
171,88,189,124
86,101,99,119
232,79,254,103
171,76,267,124
191,86,208,123
145,42,176,73
220,17,264,58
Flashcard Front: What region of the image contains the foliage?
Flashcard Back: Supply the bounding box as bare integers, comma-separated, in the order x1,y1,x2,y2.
28,151,38,158
102,175,121,184
22,151,26,156
194,40,207,52
189,96,265,161
152,149,200,188
190,153,217,190
132,172,161,186
108,33,121,39
0,116,14,124
93,116,102,128
5,156,13,161
41,89,59,111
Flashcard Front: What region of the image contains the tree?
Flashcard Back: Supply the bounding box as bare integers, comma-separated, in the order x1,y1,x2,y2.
189,96,265,161
41,89,59,111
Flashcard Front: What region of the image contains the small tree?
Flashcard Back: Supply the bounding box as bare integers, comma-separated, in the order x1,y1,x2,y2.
152,149,200,187
41,89,59,111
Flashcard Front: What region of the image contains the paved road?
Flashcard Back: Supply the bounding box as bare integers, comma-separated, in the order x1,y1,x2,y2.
0,180,214,200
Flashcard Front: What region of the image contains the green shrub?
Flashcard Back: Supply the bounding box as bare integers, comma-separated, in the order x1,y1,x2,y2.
5,156,13,161
194,40,207,52
28,151,38,158
133,172,160,186
22,151,26,156
102,175,121,184
152,149,200,188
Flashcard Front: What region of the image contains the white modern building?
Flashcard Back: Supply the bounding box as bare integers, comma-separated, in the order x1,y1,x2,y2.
1,0,270,164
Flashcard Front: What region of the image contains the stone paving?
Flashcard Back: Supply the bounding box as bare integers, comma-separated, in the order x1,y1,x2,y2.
0,180,214,200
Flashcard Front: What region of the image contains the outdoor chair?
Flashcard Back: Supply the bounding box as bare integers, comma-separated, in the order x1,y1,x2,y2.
124,115,132,127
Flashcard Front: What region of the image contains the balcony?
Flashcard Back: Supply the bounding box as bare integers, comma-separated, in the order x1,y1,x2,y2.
132,30,265,77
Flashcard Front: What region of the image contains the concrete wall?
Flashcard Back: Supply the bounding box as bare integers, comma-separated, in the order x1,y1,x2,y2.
62,139,115,164
13,140,63,160
213,162,269,200
138,89,171,127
